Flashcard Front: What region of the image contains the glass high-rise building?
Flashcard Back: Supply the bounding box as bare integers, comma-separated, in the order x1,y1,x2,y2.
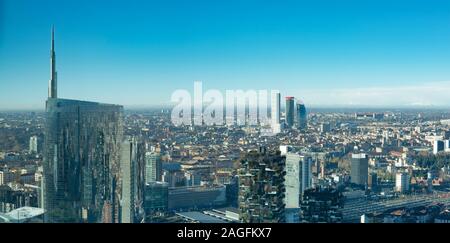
296,102,307,131
285,97,295,128
120,137,146,223
120,139,136,223
145,152,162,183
43,28,124,223
350,153,369,186
44,99,123,223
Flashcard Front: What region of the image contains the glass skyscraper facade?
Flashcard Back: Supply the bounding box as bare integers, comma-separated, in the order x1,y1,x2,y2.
120,137,146,223
350,153,369,186
43,98,123,222
42,27,124,223
145,152,162,183
285,97,295,128
296,103,307,130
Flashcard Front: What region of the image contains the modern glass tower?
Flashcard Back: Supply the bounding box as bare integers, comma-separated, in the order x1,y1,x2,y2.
296,102,307,131
285,97,295,128
43,28,124,223
145,152,162,183
120,137,146,223
350,153,369,186
120,138,136,223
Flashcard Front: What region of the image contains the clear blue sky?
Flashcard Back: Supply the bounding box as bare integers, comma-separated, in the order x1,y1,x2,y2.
1,0,450,109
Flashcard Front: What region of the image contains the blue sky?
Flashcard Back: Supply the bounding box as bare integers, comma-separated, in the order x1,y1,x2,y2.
1,0,450,109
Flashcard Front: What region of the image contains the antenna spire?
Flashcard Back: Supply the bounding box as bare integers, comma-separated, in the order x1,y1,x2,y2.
48,26,57,98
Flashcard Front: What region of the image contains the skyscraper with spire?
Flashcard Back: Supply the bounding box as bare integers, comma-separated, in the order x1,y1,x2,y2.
48,26,57,99
43,27,124,223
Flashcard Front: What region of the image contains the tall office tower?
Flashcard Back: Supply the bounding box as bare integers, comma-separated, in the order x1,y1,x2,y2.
135,141,146,221
120,139,136,223
285,153,301,209
285,97,295,128
120,137,146,223
29,136,38,154
320,123,331,133
296,101,307,130
285,153,313,209
271,91,281,134
44,99,123,223
301,156,313,193
395,172,410,193
351,153,369,186
238,149,285,223
43,28,124,223
145,152,162,183
284,153,302,223
433,140,445,154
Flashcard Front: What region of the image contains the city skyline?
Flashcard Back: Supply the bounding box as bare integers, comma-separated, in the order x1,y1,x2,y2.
2,0,450,110
3,0,450,228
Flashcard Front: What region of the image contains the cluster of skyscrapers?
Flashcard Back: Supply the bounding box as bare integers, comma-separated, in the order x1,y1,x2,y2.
271,92,307,134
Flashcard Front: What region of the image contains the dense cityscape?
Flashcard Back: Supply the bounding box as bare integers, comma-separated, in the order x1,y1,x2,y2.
3,102,450,223
1,29,450,223
2,1,450,226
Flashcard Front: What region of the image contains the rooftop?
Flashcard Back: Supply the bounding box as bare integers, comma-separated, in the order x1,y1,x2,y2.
176,211,229,223
0,207,44,223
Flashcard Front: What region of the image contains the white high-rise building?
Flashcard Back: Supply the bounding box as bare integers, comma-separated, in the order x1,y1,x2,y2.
271,91,281,134
395,172,410,193
285,153,313,209
29,136,38,154
285,153,301,209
